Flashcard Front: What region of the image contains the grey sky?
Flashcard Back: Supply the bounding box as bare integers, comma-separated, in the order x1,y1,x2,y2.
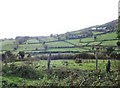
0,0,119,39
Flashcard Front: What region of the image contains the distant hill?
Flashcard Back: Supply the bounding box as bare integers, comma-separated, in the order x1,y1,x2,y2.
57,19,118,40
14,19,117,41
73,19,117,32
1,19,119,54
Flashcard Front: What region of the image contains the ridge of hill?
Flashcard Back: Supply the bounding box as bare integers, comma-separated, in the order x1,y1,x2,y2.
1,19,119,54
57,19,117,40
13,19,117,41
72,19,117,33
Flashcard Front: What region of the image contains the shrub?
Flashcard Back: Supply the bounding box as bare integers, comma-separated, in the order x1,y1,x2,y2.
54,68,71,79
75,53,95,59
2,51,17,65
2,64,43,79
117,41,120,47
18,51,25,59
39,54,74,60
13,65,41,79
2,80,18,87
110,53,120,60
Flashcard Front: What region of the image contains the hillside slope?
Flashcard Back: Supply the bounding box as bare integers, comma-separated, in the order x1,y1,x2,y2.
1,19,119,54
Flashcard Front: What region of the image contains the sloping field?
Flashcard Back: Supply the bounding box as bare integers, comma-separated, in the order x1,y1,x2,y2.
1,32,118,53
46,41,74,47
18,44,44,51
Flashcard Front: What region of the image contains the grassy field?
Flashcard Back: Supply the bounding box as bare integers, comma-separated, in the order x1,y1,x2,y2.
1,40,17,51
18,44,44,51
97,32,117,40
66,39,87,46
46,41,74,47
81,37,94,42
101,40,117,46
26,38,39,43
1,60,120,86
11,60,119,71
40,37,58,42
1,32,118,53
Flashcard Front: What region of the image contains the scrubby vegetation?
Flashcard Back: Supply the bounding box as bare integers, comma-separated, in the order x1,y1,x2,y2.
1,60,120,87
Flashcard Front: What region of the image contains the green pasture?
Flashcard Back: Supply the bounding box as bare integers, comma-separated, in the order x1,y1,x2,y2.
101,40,117,46
40,37,58,42
46,41,74,47
66,39,87,46
1,39,17,51
18,44,44,51
80,32,117,43
81,37,94,42
2,44,17,51
97,32,117,40
26,38,39,43
3,59,118,71
1,39,16,45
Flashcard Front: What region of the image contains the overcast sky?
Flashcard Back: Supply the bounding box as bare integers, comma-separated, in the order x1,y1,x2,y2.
0,0,119,39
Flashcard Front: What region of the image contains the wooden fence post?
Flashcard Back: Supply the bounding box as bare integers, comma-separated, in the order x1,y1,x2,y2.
47,52,51,71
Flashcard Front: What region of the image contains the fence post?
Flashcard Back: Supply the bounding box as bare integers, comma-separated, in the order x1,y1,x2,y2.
95,47,99,70
47,52,51,71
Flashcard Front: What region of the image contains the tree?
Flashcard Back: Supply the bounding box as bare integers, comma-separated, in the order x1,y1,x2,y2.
18,51,25,59
2,51,16,65
50,34,53,37
36,48,38,51
2,53,7,66
15,36,29,44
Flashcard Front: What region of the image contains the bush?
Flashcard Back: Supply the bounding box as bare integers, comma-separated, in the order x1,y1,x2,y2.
110,53,120,60
13,65,42,79
39,54,74,60
2,80,18,87
2,51,17,62
2,64,42,79
18,51,25,59
75,53,95,59
117,41,120,47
